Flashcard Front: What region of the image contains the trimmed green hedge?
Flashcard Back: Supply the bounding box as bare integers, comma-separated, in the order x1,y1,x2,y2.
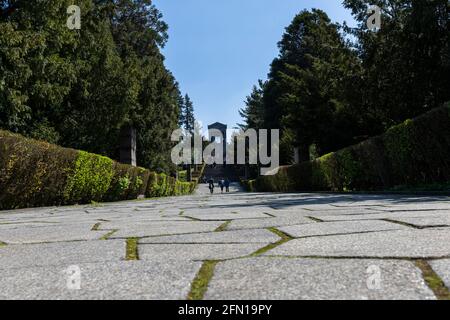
247,104,450,192
0,131,196,210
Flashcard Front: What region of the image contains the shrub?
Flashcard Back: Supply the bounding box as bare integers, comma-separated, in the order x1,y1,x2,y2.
0,131,196,210
0,131,78,209
63,151,114,203
249,104,450,193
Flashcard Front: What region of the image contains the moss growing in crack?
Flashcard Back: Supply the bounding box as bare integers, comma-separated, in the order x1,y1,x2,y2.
91,222,101,231
126,238,139,261
250,227,293,256
187,260,218,300
415,260,450,300
214,221,231,232
100,229,118,240
0,241,7,247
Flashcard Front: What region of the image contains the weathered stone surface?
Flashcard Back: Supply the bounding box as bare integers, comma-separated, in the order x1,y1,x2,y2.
108,221,224,238
0,188,449,299
183,212,270,221
315,211,449,222
430,259,450,289
0,224,105,244
227,215,314,230
387,216,450,228
140,229,280,244
205,258,435,300
139,243,263,261
0,261,201,300
266,229,450,258
278,220,407,238
0,240,125,269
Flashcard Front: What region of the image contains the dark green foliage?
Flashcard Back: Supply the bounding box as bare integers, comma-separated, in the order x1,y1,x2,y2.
240,4,450,166
106,163,150,201
343,0,450,126
0,0,182,172
240,9,363,164
180,94,196,134
0,130,195,210
249,104,450,192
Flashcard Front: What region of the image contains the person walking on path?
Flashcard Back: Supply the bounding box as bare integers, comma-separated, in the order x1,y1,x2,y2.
219,178,225,193
224,178,230,193
208,177,215,194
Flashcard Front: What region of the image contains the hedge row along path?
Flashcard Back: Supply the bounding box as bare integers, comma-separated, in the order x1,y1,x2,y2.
0,183,449,299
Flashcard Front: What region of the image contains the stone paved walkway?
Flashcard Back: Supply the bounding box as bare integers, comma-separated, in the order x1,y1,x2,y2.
0,183,449,300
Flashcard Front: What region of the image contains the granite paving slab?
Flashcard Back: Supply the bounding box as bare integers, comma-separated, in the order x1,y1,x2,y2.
205,257,435,300
266,229,450,258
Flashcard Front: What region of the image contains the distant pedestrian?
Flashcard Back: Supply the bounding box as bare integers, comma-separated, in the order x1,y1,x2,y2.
219,178,225,193
208,178,215,194
224,178,230,193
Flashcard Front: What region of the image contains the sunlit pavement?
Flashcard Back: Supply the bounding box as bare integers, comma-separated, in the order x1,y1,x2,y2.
0,185,449,299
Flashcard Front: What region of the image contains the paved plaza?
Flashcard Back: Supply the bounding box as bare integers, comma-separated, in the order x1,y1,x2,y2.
0,183,449,300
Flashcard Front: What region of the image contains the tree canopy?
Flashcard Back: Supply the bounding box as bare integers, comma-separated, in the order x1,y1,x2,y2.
0,0,183,173
240,2,450,164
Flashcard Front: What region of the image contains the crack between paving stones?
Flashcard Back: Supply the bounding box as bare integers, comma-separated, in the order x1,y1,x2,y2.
262,254,450,261
306,216,324,222
214,221,231,232
187,260,219,300
131,228,265,240
91,222,101,231
263,212,276,218
0,221,59,225
248,227,293,256
292,229,404,240
1,239,102,246
415,260,450,300
100,229,118,240
140,242,268,245
381,218,449,230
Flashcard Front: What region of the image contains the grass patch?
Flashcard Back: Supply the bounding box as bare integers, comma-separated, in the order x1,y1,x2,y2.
250,227,293,256
187,260,218,300
0,241,7,247
415,260,450,300
214,221,231,232
126,238,139,261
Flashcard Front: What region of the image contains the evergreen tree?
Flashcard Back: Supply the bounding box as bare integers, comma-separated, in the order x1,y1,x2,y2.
0,0,183,173
343,0,450,127
262,9,360,161
238,80,266,131
182,94,195,134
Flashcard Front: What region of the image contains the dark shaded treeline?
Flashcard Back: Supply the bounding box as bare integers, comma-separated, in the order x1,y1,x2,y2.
239,0,450,165
0,0,188,173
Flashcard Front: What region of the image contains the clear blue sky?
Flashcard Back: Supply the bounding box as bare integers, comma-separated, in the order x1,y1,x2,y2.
153,0,356,130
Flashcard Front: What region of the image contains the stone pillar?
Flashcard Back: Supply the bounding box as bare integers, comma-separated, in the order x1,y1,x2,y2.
244,164,249,179
293,147,300,164
222,128,227,166
120,125,136,166
187,164,192,182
